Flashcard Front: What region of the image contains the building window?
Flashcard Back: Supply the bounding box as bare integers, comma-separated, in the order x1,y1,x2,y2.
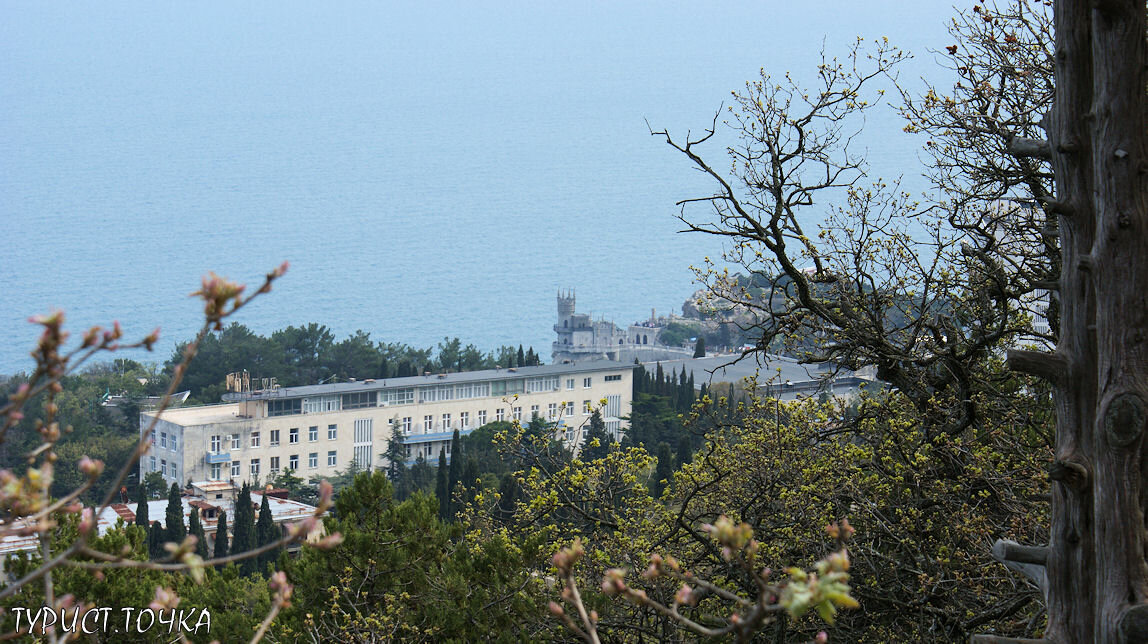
250,459,260,477
171,465,177,481
270,429,280,446
583,400,593,415
604,374,622,382
341,391,377,410
231,434,240,450
308,426,318,442
566,378,575,390
289,454,299,470
548,403,558,420
170,435,178,451
251,432,261,448
565,402,575,417
583,377,592,388
530,404,539,419
231,461,241,478
460,411,470,428
477,410,487,425
159,432,167,449
160,459,167,477
402,417,412,433
327,450,337,467
496,408,505,422
210,435,221,452
442,413,451,430
328,424,337,440
267,398,302,417
210,463,222,480
308,452,318,469
290,427,299,444
424,415,434,432
513,407,522,421
270,456,280,473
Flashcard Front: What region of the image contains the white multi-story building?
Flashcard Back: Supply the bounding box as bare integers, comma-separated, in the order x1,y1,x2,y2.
141,362,633,487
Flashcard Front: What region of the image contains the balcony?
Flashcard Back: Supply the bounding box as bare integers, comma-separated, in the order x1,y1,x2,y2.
400,428,476,445
204,452,231,465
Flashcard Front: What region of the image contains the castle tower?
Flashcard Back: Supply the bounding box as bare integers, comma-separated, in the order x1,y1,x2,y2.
557,289,576,319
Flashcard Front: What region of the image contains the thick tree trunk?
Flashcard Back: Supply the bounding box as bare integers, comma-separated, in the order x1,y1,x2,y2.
1043,1,1099,641
998,1,1148,642
1088,1,1148,641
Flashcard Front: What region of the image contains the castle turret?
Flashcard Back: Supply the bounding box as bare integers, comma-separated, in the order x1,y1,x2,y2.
557,289,576,319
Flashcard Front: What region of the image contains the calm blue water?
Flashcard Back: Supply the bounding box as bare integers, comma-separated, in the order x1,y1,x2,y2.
0,1,952,374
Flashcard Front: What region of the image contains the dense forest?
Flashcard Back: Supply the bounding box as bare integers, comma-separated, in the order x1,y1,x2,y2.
2,0,1146,641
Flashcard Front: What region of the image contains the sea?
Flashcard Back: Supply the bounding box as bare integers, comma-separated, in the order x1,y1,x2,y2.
0,1,953,375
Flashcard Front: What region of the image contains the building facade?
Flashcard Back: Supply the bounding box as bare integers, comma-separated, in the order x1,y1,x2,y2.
141,362,633,487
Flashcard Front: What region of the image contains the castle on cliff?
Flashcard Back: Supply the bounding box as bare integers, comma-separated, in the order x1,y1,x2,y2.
551,290,693,364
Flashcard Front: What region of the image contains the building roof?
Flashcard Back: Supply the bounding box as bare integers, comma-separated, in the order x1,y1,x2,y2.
220,360,633,402
644,353,874,398
0,492,318,558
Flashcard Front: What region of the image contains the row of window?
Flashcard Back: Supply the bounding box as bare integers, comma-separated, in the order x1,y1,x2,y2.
396,400,598,434
263,375,617,416
207,451,338,480
150,456,177,481
210,424,338,452
157,431,178,452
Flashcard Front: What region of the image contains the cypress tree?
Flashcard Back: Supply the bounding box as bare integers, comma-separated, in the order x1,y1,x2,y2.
256,493,279,570
232,483,256,572
164,482,186,545
436,449,449,519
447,430,462,516
494,474,519,525
213,510,229,560
148,521,164,559
188,506,209,559
653,442,674,497
462,456,479,505
676,432,694,469
693,336,706,358
134,485,149,528
516,345,525,368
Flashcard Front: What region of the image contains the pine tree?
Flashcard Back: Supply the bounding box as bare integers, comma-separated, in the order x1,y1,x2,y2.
256,493,280,570
436,448,449,519
213,510,229,560
384,425,411,500
188,506,209,559
134,484,149,528
164,482,186,545
580,410,611,461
